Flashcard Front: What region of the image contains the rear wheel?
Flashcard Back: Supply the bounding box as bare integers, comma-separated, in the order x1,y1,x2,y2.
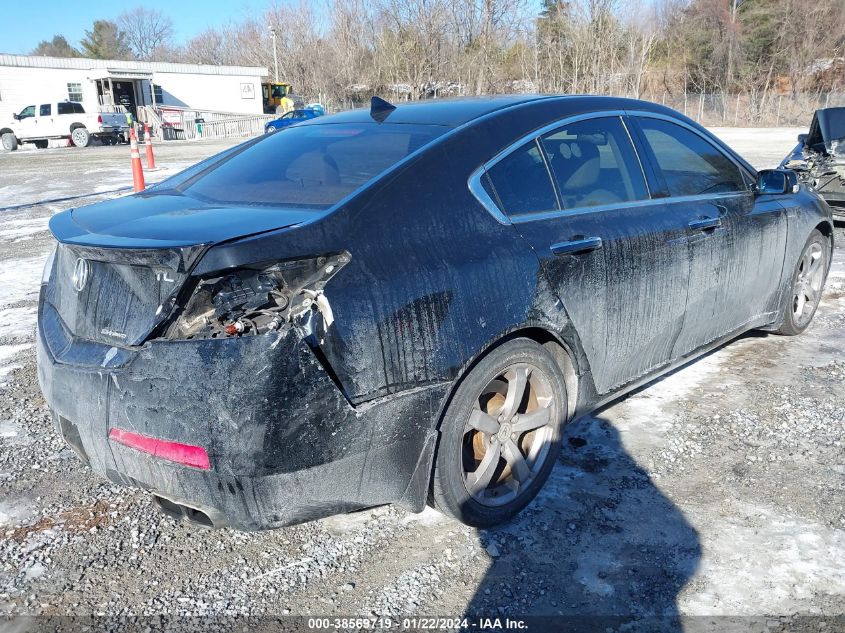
775,229,830,335
431,338,567,527
70,127,91,148
1,133,17,151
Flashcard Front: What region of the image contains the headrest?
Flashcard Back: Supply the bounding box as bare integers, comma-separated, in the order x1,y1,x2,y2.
286,151,341,186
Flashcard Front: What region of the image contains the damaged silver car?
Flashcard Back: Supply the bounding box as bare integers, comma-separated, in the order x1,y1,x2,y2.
38,96,833,530
781,106,845,220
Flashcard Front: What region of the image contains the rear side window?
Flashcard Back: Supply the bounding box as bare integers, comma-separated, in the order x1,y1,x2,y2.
485,140,558,215
540,117,648,209
39,104,51,116
72,103,85,114
181,123,447,208
57,102,73,115
636,118,746,197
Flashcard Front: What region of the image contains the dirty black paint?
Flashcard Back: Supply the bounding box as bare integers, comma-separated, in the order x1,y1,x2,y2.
39,95,834,529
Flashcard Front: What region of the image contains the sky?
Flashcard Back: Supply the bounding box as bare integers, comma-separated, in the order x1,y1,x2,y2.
3,0,554,56
0,0,267,55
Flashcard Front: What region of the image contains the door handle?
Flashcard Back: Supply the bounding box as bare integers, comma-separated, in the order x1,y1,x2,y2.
688,217,722,231
550,236,603,256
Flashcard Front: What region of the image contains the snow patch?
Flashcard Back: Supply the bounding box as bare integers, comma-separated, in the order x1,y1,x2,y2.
0,306,37,341
681,503,845,615
0,255,46,307
0,496,35,527
0,343,31,380
0,216,49,241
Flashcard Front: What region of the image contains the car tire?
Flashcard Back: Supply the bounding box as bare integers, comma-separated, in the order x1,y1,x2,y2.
33,140,48,149
70,127,91,148
431,337,567,527
1,133,18,151
775,229,830,336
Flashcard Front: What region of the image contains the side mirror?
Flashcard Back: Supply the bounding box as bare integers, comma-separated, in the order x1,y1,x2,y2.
797,133,808,146
756,169,799,195
12,113,19,120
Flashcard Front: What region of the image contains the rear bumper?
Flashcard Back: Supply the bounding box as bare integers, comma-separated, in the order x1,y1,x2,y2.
37,298,443,530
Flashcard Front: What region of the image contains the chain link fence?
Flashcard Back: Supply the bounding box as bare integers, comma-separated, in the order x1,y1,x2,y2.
648,91,845,128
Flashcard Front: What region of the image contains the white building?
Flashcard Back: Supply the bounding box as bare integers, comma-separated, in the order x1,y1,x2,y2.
0,54,269,121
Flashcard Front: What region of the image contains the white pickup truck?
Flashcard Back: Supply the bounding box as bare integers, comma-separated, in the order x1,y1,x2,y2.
0,101,126,150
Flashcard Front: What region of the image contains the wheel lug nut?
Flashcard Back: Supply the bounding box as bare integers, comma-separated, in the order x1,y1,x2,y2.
511,433,517,440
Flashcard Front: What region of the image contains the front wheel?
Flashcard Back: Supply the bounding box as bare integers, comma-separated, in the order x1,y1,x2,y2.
431,338,567,527
1,133,18,151
775,229,830,335
70,127,91,148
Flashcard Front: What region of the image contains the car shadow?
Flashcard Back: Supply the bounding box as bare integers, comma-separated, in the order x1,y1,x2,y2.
462,415,701,632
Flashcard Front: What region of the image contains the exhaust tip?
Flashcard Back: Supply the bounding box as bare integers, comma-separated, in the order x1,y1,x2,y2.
152,494,227,529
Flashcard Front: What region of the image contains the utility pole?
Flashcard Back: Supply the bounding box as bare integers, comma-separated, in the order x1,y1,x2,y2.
269,25,279,83
726,0,742,93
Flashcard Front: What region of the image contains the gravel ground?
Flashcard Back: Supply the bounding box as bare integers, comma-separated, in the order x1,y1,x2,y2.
0,130,843,629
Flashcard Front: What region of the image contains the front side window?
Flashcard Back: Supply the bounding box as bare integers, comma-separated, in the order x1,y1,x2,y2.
181,122,447,208
57,102,73,115
18,105,35,119
636,118,746,197
485,140,558,216
39,104,51,116
67,83,83,102
541,117,648,209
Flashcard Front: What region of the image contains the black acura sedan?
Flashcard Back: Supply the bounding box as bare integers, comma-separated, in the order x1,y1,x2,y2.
37,95,833,530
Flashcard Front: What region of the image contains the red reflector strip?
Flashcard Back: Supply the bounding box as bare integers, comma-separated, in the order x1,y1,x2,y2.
108,428,210,470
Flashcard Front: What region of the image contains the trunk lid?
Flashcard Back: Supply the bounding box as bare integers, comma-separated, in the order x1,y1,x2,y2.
54,192,317,248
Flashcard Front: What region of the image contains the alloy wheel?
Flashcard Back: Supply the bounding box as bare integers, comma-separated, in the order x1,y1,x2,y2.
792,241,826,328
461,363,556,507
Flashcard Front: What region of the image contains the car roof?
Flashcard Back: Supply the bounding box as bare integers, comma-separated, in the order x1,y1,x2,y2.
312,95,561,127
300,94,680,129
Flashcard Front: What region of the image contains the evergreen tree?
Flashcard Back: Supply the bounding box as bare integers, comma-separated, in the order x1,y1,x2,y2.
79,20,133,60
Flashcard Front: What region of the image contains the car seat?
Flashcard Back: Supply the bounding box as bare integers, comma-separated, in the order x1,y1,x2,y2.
548,136,622,207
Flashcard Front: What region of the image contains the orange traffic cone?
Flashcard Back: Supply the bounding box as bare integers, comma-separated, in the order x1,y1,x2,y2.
143,122,156,170
129,127,145,192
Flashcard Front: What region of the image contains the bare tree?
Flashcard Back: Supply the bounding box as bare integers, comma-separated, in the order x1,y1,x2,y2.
118,7,175,60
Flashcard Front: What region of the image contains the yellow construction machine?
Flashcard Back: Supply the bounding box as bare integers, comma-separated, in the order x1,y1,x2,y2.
262,82,293,114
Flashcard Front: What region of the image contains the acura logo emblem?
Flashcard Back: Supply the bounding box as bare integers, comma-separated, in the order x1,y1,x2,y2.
72,258,90,292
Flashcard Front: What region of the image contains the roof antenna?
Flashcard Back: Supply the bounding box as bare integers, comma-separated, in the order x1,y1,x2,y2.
370,96,396,122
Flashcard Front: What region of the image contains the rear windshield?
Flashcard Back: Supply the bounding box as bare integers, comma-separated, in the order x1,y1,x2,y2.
180,122,447,208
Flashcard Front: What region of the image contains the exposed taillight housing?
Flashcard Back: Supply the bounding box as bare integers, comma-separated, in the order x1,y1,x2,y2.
165,253,350,340
97,114,103,124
